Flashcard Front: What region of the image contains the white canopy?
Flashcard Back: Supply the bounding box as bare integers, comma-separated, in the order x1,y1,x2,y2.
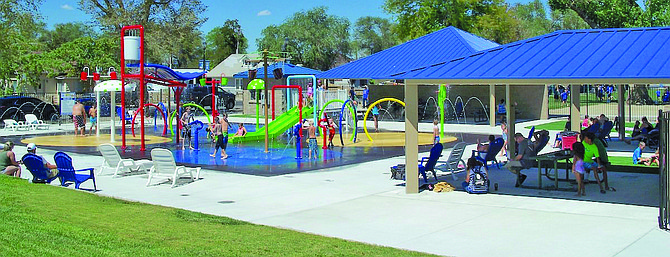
94,80,133,92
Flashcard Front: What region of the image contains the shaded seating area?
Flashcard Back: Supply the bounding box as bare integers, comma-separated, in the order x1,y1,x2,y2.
472,138,504,171
434,142,467,181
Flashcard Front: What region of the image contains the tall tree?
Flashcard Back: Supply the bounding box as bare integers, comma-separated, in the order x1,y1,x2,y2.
511,0,552,39
0,0,47,92
78,0,207,66
206,19,248,65
548,0,644,28
257,6,350,71
474,3,522,44
41,22,96,50
550,9,591,30
383,0,500,41
353,16,397,57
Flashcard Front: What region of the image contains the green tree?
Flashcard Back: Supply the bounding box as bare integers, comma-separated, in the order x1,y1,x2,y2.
41,22,96,50
383,0,500,41
550,9,591,30
0,0,47,92
353,16,397,57
257,6,350,71
511,0,552,39
548,0,644,28
78,0,207,66
206,19,248,65
474,3,522,44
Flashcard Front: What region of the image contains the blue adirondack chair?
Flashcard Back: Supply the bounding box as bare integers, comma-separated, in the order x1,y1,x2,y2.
419,143,443,183
116,106,133,124
22,153,58,184
472,138,504,170
534,133,550,153
528,126,535,139
597,121,614,143
54,152,96,191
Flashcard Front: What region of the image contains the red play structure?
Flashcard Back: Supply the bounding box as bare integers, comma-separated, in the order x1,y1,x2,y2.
119,25,193,151
271,85,303,137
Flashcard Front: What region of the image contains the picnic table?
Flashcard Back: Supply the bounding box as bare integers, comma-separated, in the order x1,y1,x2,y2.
534,150,573,190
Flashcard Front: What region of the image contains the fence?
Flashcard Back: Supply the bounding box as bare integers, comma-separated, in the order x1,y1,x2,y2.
659,111,670,231
548,85,667,122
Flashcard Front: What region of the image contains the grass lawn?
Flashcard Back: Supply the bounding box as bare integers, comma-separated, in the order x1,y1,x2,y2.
0,176,431,256
526,121,636,135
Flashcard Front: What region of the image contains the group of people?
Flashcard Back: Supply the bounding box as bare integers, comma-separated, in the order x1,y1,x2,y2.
72,100,98,137
1,141,58,181
301,115,339,160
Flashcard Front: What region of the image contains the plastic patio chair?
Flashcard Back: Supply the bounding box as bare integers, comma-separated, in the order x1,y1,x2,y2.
25,114,49,130
472,138,504,171
97,143,151,176
434,142,467,181
22,153,59,184
148,148,200,188
418,143,443,183
54,152,97,191
3,119,30,131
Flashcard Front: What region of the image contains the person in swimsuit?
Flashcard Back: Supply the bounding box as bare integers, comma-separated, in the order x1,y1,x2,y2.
234,123,247,137
181,108,193,150
433,119,440,144
209,116,227,159
220,113,229,159
72,101,86,136
327,118,337,148
372,106,380,132
308,120,318,160
88,104,97,136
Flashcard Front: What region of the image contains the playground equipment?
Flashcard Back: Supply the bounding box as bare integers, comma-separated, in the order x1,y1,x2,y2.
189,120,205,150
271,85,303,138
154,102,167,132
363,98,406,142
438,84,446,140
318,115,329,149
94,80,132,142
168,103,211,137
316,99,357,145
199,74,228,117
120,25,205,151
293,122,303,159
286,75,317,123
248,79,264,130
131,103,167,137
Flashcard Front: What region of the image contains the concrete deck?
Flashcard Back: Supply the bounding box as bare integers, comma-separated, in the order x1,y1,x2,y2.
6,118,670,257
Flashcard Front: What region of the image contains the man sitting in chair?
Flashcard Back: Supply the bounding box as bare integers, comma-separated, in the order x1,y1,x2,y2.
24,143,58,179
504,133,535,187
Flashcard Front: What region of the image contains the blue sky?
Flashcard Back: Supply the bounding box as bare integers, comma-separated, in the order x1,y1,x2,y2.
40,0,578,51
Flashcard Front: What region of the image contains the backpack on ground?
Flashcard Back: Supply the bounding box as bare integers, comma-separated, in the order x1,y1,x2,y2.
465,166,489,194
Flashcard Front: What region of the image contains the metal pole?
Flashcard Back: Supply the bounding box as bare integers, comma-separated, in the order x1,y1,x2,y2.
264,50,269,153
139,27,146,152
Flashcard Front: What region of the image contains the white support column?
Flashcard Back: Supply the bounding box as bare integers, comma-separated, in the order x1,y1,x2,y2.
96,91,100,136
570,84,581,132
541,84,549,120
405,80,419,194
506,84,515,157
490,84,496,127
618,84,626,140
110,92,116,142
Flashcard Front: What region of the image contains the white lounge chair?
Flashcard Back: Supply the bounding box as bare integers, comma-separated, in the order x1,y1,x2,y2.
435,142,468,180
3,119,30,131
147,148,200,188
25,114,49,130
97,143,151,176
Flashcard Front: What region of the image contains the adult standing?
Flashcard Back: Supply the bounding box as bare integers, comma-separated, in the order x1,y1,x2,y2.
209,116,226,159
220,113,229,159
72,101,86,136
349,86,356,103
0,142,21,177
497,99,506,123
362,86,369,108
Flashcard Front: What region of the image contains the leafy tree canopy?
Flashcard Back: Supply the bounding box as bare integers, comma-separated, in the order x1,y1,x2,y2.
257,6,350,71
206,19,248,66
353,16,397,57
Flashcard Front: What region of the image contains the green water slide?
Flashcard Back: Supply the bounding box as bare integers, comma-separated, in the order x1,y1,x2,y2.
229,106,313,143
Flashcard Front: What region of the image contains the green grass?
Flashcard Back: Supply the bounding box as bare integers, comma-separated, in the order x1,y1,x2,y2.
526,121,636,135
0,176,431,256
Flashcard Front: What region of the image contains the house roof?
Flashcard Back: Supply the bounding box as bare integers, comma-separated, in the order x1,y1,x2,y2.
233,62,321,79
392,27,670,84
208,53,261,78
317,26,499,80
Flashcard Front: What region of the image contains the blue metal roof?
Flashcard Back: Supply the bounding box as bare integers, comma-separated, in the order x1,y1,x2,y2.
392,27,670,83
317,26,499,79
127,63,206,81
233,62,321,79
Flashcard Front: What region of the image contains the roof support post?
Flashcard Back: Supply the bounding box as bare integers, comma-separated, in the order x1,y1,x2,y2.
618,84,626,140
506,84,515,158
489,84,496,127
405,80,419,194
570,84,581,132
541,84,549,120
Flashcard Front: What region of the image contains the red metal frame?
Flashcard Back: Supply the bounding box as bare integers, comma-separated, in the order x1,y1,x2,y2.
131,103,168,137
120,25,186,151
271,85,303,138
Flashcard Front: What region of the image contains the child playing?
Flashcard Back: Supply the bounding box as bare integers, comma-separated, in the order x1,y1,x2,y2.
632,142,646,165
644,149,660,166
308,120,318,160
327,118,337,148
433,119,439,145
572,142,586,197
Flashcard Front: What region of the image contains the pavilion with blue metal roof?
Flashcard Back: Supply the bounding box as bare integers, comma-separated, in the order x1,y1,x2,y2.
317,26,499,80
233,62,321,79
391,26,670,193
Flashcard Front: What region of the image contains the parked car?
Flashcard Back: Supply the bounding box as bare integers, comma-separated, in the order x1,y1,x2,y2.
0,96,60,122
184,86,236,110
